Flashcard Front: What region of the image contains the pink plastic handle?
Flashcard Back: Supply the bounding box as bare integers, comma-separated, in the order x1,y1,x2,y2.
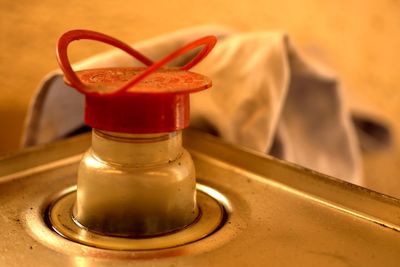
57,29,217,96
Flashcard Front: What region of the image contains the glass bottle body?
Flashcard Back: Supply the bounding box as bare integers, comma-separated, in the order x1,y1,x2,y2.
74,129,198,237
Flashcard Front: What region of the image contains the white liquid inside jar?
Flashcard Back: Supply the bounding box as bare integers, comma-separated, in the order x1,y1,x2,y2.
74,129,198,237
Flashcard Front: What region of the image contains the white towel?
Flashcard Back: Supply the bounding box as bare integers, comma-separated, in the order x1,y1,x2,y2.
22,25,364,185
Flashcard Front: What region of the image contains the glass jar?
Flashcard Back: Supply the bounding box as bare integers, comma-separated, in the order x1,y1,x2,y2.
73,129,198,237
56,29,216,238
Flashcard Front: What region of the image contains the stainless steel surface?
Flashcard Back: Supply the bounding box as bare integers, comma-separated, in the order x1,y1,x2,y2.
49,185,226,250
1,129,400,266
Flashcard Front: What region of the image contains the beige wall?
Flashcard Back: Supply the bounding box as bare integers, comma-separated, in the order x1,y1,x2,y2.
1,0,400,196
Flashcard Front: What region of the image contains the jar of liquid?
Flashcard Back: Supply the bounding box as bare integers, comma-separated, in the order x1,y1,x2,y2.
75,129,197,236
56,30,216,237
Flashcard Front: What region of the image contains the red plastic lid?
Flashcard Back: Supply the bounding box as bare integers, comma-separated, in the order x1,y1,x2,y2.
56,29,216,133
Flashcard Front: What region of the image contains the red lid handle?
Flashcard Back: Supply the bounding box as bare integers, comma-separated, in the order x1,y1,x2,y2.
57,29,217,96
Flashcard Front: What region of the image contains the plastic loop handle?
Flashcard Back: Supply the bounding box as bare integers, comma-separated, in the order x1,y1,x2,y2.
57,29,217,96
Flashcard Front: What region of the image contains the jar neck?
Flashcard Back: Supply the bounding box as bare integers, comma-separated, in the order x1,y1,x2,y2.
91,129,183,166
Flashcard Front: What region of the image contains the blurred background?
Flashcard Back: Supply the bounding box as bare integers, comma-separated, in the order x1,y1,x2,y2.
0,0,399,197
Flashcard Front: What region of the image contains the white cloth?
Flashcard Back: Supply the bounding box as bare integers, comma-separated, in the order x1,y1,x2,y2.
22,25,363,184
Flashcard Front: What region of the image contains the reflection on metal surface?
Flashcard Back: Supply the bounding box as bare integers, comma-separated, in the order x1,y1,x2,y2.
48,185,227,250
1,130,400,266
241,170,400,232
0,154,83,184
73,257,89,267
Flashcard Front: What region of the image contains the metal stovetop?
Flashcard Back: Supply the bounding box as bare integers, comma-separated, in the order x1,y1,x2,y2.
0,130,399,266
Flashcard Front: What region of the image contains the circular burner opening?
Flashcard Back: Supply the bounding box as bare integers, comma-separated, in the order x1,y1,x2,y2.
46,184,229,250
